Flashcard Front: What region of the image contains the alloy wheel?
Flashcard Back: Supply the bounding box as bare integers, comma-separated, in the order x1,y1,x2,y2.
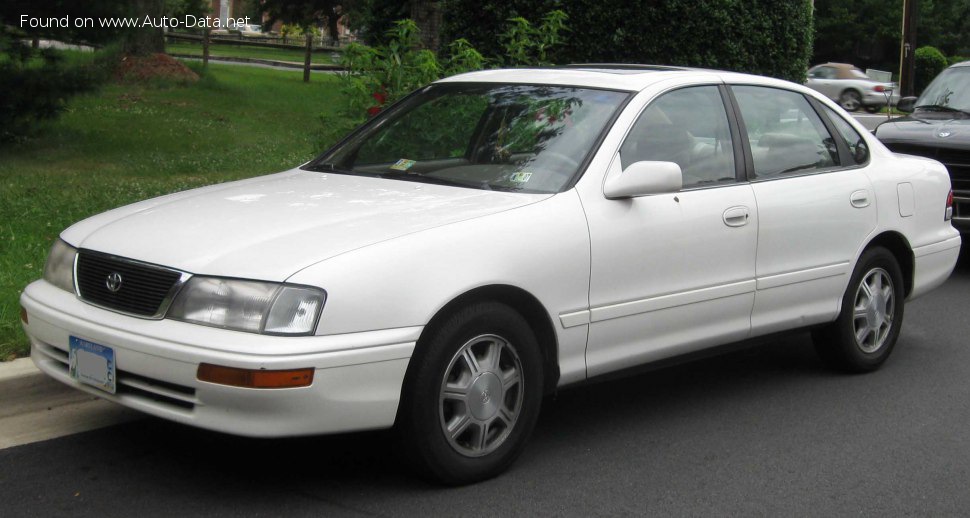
852,267,895,353
438,334,524,458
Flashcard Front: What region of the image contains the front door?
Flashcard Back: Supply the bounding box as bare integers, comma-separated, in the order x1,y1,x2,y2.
580,85,759,377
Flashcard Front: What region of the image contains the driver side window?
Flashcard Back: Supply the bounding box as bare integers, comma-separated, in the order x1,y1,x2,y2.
619,86,737,189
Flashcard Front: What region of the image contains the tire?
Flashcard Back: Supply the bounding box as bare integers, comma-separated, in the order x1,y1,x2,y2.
397,301,544,485
812,247,905,372
839,89,863,112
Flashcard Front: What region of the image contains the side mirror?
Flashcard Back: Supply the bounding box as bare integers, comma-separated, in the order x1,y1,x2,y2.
897,96,917,113
604,161,683,199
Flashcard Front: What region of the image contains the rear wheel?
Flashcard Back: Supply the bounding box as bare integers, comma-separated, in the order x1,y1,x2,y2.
397,302,543,485
839,89,863,112
812,247,905,372
863,105,881,114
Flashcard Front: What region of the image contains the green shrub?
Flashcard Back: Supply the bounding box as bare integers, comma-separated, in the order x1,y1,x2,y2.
0,33,104,142
915,46,949,94
948,55,968,66
501,10,569,66
320,12,562,148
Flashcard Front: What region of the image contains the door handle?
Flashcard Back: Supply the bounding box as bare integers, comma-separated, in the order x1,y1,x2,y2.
850,190,870,208
723,206,750,227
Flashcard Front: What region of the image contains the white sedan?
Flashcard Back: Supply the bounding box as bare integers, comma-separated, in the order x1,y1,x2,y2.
21,66,961,484
805,62,898,112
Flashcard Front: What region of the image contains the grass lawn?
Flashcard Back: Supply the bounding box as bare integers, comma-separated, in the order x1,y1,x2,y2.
166,41,336,65
0,61,347,360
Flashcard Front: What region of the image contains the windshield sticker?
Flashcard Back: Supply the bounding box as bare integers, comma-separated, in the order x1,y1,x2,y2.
390,159,416,171
510,172,533,183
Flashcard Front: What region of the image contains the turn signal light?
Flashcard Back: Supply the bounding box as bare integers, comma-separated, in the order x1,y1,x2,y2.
20,306,28,324
197,364,314,389
946,190,953,221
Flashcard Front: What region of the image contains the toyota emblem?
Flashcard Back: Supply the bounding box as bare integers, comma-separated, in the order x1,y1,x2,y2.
938,130,953,138
105,272,123,293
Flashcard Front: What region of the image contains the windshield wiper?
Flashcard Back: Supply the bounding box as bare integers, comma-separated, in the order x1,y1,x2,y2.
914,104,970,116
303,162,355,174
383,171,478,189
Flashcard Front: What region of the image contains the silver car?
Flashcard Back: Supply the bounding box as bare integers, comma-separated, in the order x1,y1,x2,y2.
806,63,897,113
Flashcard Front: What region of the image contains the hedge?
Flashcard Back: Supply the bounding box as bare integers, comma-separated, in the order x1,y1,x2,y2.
914,46,949,94
440,0,814,83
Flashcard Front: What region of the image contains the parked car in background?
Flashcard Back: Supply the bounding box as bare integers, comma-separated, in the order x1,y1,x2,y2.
806,63,898,113
239,24,263,36
875,60,970,234
21,65,961,485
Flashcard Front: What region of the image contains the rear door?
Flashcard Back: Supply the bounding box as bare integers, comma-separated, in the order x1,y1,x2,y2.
728,85,877,335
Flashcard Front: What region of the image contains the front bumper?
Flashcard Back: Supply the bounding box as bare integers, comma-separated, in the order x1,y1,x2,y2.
20,280,418,437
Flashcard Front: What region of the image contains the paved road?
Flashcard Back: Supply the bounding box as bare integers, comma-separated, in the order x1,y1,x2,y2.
2,248,968,516
852,112,899,131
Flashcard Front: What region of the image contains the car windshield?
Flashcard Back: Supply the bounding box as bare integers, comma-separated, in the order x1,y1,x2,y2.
916,66,970,112
308,83,630,193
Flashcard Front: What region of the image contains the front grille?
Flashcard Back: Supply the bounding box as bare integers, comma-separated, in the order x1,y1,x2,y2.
76,250,183,317
886,142,970,192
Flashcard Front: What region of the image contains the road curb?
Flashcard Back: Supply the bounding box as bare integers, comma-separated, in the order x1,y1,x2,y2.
0,355,141,450
0,356,42,385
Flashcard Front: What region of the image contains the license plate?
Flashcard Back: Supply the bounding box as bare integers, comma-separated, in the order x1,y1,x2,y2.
69,336,116,394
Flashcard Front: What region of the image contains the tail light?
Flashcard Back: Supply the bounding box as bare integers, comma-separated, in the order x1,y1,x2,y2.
873,85,886,92
946,190,954,221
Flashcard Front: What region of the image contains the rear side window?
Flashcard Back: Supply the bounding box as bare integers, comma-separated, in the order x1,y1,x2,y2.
733,85,841,179
821,104,870,165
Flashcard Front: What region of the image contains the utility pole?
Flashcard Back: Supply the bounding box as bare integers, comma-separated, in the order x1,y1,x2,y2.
899,0,918,97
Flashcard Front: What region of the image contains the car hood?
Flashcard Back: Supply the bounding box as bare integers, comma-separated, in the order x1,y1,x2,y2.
63,169,550,281
875,115,970,147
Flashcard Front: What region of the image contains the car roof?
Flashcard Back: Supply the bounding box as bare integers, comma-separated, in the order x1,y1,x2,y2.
437,64,797,92
950,61,970,68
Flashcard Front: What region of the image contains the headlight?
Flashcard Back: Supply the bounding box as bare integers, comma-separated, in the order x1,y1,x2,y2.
43,239,77,293
166,277,326,336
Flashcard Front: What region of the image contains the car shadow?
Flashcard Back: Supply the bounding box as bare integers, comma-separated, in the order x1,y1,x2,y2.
41,333,826,490
956,241,970,271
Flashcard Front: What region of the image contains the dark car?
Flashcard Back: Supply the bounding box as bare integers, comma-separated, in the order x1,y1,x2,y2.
875,61,970,233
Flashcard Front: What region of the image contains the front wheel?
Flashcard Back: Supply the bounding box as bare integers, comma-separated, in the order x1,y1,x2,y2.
397,302,544,485
812,247,905,372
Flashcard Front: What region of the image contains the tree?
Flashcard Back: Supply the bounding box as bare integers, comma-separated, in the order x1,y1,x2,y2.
813,0,902,72
813,0,970,74
122,0,166,55
916,0,970,57
347,0,444,47
0,0,129,46
410,0,442,51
